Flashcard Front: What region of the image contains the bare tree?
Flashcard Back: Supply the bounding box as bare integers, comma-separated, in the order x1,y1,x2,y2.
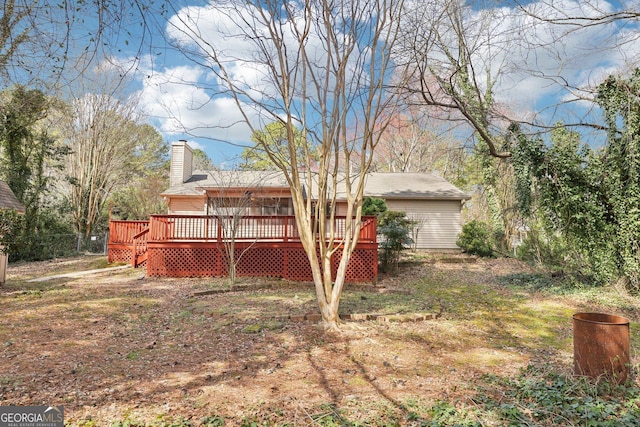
398,0,640,156
0,0,158,89
55,70,152,238
166,0,406,330
371,109,467,181
397,0,518,158
206,170,273,285
514,1,640,115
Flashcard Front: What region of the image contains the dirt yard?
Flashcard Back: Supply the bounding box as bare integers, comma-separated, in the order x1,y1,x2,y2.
0,255,634,425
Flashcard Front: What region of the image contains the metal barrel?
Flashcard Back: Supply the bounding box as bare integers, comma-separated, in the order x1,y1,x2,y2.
573,312,630,384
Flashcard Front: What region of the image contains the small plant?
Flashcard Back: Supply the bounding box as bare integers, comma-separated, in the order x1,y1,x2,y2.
428,401,482,426
200,416,225,427
378,211,415,274
111,417,143,427
456,220,495,257
311,403,358,426
242,324,263,333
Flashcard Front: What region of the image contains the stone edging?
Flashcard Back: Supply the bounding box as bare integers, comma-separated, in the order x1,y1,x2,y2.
285,312,435,323
193,284,409,297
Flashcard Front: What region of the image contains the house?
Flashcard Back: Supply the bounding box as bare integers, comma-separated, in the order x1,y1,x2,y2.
359,173,470,250
108,141,469,280
0,181,25,213
0,181,25,284
163,141,470,251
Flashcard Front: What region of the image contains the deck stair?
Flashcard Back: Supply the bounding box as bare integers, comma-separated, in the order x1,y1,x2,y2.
132,227,149,268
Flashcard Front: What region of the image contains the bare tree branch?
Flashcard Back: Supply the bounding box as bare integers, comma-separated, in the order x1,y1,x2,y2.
164,0,406,330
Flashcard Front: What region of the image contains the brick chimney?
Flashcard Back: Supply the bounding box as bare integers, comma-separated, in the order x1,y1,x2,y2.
170,140,193,186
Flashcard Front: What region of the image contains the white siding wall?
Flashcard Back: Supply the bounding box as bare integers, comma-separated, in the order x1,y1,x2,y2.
385,199,462,250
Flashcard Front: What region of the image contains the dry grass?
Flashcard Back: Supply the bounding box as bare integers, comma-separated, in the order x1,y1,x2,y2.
0,254,637,425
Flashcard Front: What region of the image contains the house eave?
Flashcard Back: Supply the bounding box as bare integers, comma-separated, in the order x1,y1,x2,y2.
369,193,472,201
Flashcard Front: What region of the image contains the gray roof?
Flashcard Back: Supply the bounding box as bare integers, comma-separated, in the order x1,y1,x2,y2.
162,170,290,197
362,173,470,200
0,181,25,213
163,170,469,201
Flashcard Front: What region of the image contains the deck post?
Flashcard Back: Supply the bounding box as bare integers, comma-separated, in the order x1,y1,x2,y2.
284,216,288,242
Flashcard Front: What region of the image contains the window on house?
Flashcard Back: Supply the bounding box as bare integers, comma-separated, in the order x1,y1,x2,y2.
259,199,291,215
257,198,293,215
208,196,292,216
207,198,250,216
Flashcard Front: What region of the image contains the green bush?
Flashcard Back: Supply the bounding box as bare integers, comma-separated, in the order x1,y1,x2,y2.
0,204,78,261
515,228,566,267
378,210,415,274
362,197,387,216
457,220,495,257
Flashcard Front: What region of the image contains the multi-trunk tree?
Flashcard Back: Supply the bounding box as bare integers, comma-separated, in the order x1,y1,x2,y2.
166,0,406,330
57,71,166,238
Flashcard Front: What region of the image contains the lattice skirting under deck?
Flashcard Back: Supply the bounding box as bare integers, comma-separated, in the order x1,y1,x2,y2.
140,242,377,282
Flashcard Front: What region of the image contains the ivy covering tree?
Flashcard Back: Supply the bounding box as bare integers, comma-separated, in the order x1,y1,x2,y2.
0,86,72,260
512,69,640,290
598,70,640,289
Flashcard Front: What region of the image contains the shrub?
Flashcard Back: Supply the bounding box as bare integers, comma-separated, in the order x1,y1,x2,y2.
457,220,495,257
362,197,387,216
378,210,415,274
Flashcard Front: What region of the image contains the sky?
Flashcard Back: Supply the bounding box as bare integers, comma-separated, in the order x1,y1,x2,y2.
109,0,640,167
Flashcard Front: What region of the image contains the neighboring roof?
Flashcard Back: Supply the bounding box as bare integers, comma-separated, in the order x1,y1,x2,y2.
163,170,470,201
0,181,25,213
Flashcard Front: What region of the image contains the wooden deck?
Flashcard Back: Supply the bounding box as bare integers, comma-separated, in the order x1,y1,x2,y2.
108,215,378,282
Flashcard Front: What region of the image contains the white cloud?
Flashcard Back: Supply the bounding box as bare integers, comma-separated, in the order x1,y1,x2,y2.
138,63,261,142
133,0,363,156
491,1,640,108
131,60,262,164
133,0,640,157
404,0,638,125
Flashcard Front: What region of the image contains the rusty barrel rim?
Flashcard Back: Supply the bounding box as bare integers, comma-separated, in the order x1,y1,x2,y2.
573,312,629,325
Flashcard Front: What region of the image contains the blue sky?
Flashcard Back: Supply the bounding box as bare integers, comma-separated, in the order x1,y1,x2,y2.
106,0,640,166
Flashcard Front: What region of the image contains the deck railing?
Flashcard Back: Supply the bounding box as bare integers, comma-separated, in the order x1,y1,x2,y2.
109,220,150,244
109,215,376,244
108,215,378,281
